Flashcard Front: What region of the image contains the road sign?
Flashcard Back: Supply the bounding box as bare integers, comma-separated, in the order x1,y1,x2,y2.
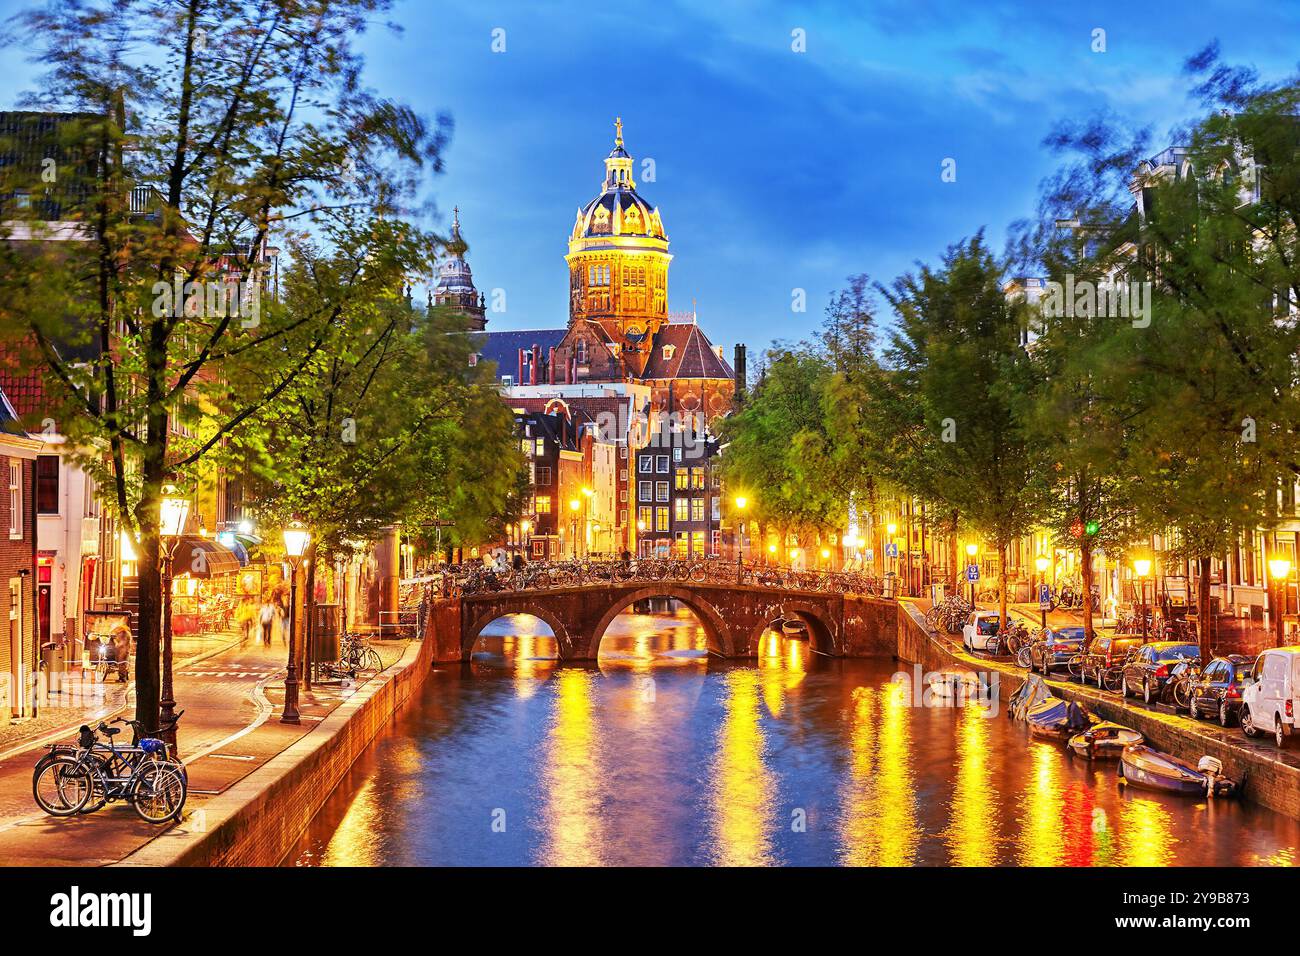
1039,584,1051,609
885,542,899,558
966,565,979,582
864,548,874,562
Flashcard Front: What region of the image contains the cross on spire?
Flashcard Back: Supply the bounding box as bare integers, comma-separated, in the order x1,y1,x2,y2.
614,116,623,147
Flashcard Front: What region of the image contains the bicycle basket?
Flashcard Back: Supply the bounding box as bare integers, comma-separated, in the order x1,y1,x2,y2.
139,737,166,755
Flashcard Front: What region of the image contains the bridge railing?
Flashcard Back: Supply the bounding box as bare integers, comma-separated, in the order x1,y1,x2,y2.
430,558,891,600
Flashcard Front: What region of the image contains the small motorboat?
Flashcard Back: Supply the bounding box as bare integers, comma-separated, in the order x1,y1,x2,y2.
781,619,809,640
1068,722,1144,760
926,670,986,702
1117,746,1237,797
1026,697,1092,741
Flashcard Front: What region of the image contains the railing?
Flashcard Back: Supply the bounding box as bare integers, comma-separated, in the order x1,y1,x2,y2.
426,559,889,600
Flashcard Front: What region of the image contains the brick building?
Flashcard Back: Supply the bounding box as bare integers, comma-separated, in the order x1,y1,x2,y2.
634,431,722,559
0,385,40,719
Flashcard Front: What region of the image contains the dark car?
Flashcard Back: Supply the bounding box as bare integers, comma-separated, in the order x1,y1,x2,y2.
1029,625,1087,675
1188,654,1255,726
1120,641,1201,704
1082,635,1144,688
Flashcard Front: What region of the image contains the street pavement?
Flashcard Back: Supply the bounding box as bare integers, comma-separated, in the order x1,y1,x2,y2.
0,633,407,866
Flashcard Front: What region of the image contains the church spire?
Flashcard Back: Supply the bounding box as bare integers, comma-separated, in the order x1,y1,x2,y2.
604,116,634,189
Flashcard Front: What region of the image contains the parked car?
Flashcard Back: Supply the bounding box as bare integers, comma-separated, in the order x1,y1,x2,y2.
1029,625,1087,675
1082,635,1143,689
1241,646,1300,747
962,611,1002,654
1120,641,1201,704
1188,655,1254,726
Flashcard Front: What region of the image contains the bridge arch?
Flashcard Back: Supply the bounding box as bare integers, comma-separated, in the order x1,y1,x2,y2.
587,586,734,658
744,599,838,657
463,600,572,660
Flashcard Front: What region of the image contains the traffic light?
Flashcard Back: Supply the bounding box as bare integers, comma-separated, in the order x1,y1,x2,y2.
1085,520,1099,536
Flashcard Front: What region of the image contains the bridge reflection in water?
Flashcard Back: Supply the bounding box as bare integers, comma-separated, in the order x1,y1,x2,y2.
287,603,1300,867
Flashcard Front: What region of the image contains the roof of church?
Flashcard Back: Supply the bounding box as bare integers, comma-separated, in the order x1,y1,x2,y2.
469,328,567,377
639,323,734,381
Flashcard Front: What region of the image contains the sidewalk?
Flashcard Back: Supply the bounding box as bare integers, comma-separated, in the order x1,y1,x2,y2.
0,628,245,761
0,634,409,866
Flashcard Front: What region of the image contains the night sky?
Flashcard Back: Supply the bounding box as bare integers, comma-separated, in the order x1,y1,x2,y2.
2,0,1298,355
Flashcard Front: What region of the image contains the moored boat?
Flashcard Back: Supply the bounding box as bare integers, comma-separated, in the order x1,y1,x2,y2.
1067,722,1143,760
927,669,985,701
1026,697,1092,741
781,619,809,640
1117,746,1237,797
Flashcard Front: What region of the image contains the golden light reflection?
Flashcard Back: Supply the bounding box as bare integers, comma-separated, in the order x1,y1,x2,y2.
540,669,605,866
310,776,386,866
839,680,919,865
944,704,998,866
1116,795,1175,867
709,670,775,866
1015,743,1065,867
756,628,807,717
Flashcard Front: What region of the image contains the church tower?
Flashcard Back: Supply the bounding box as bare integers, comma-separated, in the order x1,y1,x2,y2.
565,119,671,352
433,207,487,331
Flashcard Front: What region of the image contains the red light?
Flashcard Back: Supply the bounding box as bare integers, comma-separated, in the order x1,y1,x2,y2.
1225,685,1240,699
1153,664,1168,678
1288,699,1294,718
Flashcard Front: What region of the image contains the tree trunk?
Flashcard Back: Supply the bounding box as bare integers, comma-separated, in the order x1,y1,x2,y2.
304,541,319,691
947,510,959,593
998,541,1009,628
1080,538,1095,644
1197,555,1213,659
133,531,162,733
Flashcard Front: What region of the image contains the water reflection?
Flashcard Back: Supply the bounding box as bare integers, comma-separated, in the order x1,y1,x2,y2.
288,603,1300,867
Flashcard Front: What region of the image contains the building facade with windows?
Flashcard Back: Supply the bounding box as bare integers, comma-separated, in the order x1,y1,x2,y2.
0,384,40,718
634,435,721,559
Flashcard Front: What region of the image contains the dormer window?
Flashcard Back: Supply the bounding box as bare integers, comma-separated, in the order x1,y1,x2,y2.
662,345,676,362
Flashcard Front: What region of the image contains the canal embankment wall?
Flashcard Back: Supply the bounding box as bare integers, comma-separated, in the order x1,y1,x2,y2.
894,600,1300,820
116,602,455,867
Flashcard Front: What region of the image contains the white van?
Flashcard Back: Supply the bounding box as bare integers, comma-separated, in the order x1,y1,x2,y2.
1241,646,1300,747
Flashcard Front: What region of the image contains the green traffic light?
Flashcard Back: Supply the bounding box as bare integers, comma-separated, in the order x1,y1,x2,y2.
1085,520,1099,535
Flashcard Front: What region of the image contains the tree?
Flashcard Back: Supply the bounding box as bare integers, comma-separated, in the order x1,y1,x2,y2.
0,0,450,731
872,234,1051,624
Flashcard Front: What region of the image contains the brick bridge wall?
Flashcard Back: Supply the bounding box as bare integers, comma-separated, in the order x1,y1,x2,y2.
428,585,897,661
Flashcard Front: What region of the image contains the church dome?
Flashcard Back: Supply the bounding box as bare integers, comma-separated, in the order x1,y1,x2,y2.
434,207,479,298
570,119,666,242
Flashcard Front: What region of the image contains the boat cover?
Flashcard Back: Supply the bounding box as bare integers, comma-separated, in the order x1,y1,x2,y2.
1010,674,1053,720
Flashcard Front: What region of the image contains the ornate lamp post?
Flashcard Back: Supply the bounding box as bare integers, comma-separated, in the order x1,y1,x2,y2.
1133,558,1152,640
281,522,311,724
157,487,190,747
568,498,581,559
1269,557,1292,645
734,496,748,580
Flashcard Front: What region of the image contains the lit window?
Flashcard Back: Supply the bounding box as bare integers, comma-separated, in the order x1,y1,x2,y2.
535,438,545,456
8,460,22,539
675,498,689,522
535,496,552,514
691,498,705,522
655,507,669,532
656,481,669,502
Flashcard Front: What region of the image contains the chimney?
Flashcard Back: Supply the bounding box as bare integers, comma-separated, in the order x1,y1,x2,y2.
733,344,747,407
547,346,556,384
518,348,525,385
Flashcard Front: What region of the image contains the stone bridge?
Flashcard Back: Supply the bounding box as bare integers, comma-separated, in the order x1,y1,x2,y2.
434,582,897,662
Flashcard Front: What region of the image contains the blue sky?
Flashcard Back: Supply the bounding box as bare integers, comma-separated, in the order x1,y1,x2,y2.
2,0,1299,357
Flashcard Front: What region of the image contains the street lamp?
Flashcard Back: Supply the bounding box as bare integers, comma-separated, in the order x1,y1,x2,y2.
569,498,581,559
1269,557,1292,645
734,496,749,579
281,522,311,724
157,487,190,747
1133,558,1152,640
1035,555,1050,630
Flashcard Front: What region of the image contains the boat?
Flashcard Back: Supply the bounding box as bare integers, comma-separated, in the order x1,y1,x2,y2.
927,670,986,701
1009,674,1053,721
1067,722,1144,760
1117,746,1237,797
1026,697,1092,741
781,619,809,639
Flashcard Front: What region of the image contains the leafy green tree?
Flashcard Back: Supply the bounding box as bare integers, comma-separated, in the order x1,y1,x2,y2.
872,234,1051,623
0,0,449,731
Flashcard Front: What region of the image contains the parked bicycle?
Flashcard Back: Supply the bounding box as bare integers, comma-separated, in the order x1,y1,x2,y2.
33,717,187,823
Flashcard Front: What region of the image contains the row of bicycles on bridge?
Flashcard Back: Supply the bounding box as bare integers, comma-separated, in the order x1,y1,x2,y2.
443,558,886,598
31,711,187,824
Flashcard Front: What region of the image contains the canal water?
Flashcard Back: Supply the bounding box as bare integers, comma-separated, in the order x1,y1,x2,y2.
287,604,1299,866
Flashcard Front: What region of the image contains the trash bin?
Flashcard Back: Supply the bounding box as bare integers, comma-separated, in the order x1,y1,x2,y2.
930,582,946,604
312,603,340,664
883,572,897,599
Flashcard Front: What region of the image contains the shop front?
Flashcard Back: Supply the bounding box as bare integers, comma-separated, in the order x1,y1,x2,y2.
169,535,243,635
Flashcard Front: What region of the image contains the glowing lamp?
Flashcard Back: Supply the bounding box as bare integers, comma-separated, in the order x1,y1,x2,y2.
1269,558,1292,580
159,487,190,538
886,522,898,536
569,498,581,512
1133,558,1152,578
283,522,311,561
734,496,748,510
966,543,979,557
1035,556,1049,574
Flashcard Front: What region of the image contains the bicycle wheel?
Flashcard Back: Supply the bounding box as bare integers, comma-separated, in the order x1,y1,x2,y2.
130,762,187,824
33,757,92,816
1016,646,1032,668
1172,679,1192,711
689,563,707,583
363,648,383,671
1067,655,1084,679
1102,668,1123,692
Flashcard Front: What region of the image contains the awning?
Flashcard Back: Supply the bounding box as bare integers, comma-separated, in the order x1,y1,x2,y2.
172,535,241,577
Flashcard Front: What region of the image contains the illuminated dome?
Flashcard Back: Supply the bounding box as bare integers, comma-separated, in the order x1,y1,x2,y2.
570,118,667,243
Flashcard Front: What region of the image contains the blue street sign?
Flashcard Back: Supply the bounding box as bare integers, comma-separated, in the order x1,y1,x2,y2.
864,548,874,561
1039,584,1052,609
966,565,979,582
885,542,899,558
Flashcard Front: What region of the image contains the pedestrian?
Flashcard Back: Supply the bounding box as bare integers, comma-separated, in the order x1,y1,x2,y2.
259,598,275,646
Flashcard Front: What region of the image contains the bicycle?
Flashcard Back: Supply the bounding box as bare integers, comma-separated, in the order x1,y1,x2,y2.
33,720,186,823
